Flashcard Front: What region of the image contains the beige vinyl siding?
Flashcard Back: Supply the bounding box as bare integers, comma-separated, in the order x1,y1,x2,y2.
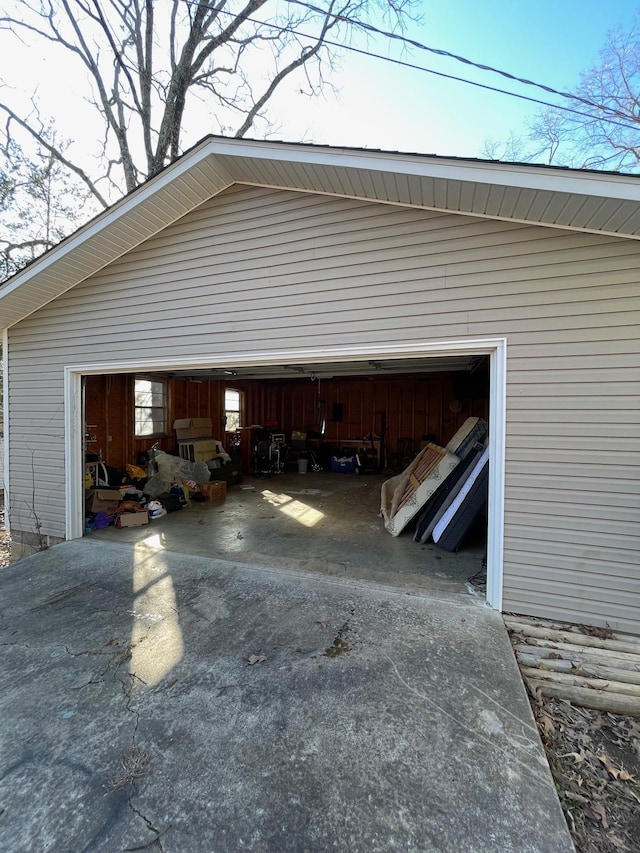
7,184,640,632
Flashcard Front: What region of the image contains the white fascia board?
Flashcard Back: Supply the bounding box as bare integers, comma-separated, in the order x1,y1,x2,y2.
2,135,639,313
205,137,640,203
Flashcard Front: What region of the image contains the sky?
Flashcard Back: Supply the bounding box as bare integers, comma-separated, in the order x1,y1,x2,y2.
266,0,640,156
1,0,639,194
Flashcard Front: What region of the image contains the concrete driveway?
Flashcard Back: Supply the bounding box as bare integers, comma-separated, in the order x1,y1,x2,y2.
0,539,572,852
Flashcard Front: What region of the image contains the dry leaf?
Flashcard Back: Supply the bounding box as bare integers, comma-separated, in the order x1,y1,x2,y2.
527,680,544,702
580,623,614,640
539,714,556,735
245,654,266,666
608,832,629,850
618,769,635,782
590,800,609,829
565,791,589,804
597,753,622,780
561,751,585,764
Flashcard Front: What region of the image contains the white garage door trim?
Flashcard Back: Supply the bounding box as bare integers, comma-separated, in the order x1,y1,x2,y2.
64,337,507,610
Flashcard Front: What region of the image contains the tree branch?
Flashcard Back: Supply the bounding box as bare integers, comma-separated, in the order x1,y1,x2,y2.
0,0,423,198
0,103,108,207
235,0,341,137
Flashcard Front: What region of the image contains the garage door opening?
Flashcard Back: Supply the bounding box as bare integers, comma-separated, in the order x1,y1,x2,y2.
69,341,505,608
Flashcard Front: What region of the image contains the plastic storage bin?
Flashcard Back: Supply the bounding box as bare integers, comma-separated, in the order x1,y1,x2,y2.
331,455,357,473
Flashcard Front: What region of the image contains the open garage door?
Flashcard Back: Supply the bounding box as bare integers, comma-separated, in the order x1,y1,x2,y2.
67,340,506,608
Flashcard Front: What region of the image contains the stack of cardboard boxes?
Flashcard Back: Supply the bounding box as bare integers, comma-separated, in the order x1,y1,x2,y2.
86,489,122,514
173,417,242,486
173,417,220,463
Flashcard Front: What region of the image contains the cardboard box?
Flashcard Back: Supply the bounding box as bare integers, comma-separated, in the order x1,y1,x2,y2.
178,439,218,463
199,481,227,501
86,488,122,513
118,511,149,527
173,417,213,440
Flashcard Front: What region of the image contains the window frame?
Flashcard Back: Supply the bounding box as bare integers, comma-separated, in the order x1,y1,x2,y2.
224,387,243,434
134,375,168,438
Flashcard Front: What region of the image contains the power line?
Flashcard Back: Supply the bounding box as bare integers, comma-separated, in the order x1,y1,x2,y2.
300,34,640,133
210,4,640,134
287,0,638,127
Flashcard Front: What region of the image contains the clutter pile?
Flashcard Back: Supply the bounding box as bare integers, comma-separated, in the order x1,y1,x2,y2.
84,419,240,533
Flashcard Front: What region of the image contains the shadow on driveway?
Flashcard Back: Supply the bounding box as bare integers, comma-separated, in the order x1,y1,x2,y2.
0,539,572,852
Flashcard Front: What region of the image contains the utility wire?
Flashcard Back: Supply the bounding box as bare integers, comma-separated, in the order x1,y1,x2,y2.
284,0,639,128
298,33,640,133
212,5,639,134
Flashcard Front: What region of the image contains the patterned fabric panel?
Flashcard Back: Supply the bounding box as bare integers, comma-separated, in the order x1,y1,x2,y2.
446,417,489,460
383,447,460,537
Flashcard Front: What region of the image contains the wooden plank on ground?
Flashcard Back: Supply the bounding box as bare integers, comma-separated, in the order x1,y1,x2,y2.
520,666,640,697
515,653,640,686
526,680,640,717
512,637,640,668
505,618,640,655
507,614,640,716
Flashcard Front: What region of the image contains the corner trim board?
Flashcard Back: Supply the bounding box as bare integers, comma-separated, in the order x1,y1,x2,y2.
2,328,9,528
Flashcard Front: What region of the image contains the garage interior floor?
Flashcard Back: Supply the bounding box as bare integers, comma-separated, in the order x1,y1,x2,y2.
91,471,487,597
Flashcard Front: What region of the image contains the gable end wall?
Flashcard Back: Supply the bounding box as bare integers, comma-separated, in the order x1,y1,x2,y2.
6,185,640,632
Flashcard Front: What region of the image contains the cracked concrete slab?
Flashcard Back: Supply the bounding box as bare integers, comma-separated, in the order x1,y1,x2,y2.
0,539,573,852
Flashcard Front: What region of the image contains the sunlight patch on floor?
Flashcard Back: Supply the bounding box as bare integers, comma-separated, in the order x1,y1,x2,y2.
130,541,184,687
261,489,325,527
137,532,165,551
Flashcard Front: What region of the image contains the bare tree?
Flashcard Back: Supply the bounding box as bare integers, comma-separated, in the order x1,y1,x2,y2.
565,16,640,171
479,131,527,163
0,0,417,207
482,15,640,172
0,128,90,279
526,108,566,166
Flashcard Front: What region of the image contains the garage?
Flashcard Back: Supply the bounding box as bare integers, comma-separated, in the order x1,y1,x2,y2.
80,350,496,599
1,135,637,633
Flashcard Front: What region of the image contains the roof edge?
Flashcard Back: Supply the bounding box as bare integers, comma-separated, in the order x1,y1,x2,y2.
0,137,230,300
2,135,640,330
203,135,640,201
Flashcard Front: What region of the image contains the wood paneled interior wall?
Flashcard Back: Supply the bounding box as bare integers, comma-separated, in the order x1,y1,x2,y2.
274,372,489,451
85,369,488,471
86,374,234,468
